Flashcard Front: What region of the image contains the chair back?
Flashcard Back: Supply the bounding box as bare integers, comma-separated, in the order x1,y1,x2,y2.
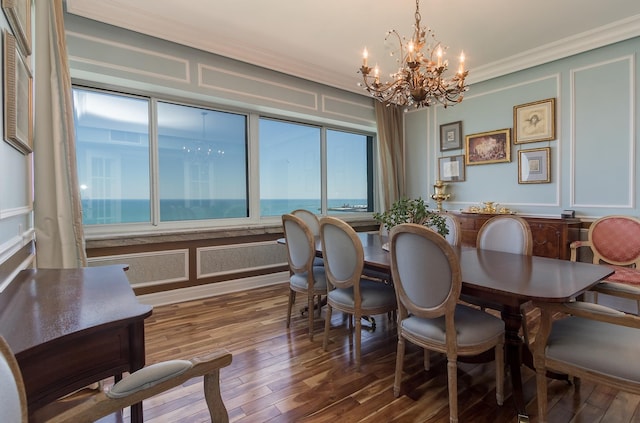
291,209,320,237
440,213,461,247
0,336,27,423
319,216,364,290
282,214,315,275
477,215,533,255
390,223,461,319
589,215,640,266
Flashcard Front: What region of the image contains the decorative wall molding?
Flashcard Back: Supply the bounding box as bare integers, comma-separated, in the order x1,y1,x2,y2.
197,241,287,279
88,249,189,288
66,31,190,84
570,55,635,208
198,63,318,111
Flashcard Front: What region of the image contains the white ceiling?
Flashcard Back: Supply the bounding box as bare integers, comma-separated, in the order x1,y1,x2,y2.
66,0,640,95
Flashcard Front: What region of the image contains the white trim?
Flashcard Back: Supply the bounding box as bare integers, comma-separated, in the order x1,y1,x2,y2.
469,15,640,85
0,205,32,220
570,55,635,208
136,271,287,307
66,31,191,84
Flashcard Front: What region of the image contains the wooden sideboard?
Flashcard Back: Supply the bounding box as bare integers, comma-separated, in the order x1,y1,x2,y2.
451,212,581,260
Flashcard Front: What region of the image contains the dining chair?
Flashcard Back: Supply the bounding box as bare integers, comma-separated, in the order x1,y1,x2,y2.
320,216,397,371
390,223,504,423
282,213,327,341
570,215,640,312
475,215,535,344
533,282,640,422
0,335,232,423
439,213,461,247
291,209,324,266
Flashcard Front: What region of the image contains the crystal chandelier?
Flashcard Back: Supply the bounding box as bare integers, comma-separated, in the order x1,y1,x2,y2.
358,0,469,109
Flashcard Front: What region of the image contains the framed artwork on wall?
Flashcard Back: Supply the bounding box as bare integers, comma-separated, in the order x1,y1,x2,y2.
3,30,33,155
518,147,550,184
438,155,465,182
465,128,511,165
439,121,462,151
2,0,31,56
513,98,556,144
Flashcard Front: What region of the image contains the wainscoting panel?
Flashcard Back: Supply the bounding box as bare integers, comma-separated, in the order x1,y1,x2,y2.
88,249,189,288
197,241,287,279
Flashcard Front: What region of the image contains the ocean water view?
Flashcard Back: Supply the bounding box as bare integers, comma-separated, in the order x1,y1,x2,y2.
81,198,370,225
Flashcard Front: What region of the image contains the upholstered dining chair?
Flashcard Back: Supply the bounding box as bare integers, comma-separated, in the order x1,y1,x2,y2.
439,213,461,247
0,335,232,423
291,209,323,266
475,215,535,343
320,216,397,371
533,283,640,422
282,213,327,341
570,215,640,312
390,223,505,423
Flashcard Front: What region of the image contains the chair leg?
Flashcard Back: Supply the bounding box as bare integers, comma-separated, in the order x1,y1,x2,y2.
307,294,314,341
286,290,295,328
447,355,458,423
393,335,406,397
323,305,332,351
423,348,430,371
204,370,229,423
355,312,362,371
536,366,549,423
495,341,504,406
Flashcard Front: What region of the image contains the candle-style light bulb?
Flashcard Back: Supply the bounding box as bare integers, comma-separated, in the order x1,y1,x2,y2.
374,66,380,83
437,47,443,67
458,51,465,74
362,48,368,67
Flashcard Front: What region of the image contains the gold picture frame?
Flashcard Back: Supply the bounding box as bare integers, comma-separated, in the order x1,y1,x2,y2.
3,30,33,154
518,147,550,184
513,98,556,144
465,128,511,165
2,0,31,56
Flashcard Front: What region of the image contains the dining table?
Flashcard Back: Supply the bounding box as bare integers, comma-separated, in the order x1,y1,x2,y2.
311,231,614,421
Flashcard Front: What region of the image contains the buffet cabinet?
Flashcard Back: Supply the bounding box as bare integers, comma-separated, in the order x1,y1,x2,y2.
452,212,581,260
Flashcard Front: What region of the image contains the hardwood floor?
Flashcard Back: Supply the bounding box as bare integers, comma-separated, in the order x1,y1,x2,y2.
117,283,640,422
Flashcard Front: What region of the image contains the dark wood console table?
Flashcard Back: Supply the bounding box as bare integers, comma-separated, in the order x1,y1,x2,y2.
0,265,152,422
452,212,581,260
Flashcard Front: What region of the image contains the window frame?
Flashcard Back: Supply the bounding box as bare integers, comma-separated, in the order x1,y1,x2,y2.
73,84,378,238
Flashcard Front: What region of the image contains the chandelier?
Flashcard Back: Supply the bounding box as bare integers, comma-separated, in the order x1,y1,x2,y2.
358,0,469,109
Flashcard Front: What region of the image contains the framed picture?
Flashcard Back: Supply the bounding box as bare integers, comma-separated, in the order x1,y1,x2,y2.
4,31,33,154
2,0,31,56
439,120,462,151
465,128,511,165
513,98,556,144
438,155,465,182
518,147,550,184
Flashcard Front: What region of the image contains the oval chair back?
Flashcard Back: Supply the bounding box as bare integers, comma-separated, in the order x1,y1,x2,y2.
477,215,532,255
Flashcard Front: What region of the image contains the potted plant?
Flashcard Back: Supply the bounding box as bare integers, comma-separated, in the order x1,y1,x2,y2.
373,197,449,238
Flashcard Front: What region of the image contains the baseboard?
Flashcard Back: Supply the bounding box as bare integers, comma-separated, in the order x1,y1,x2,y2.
137,271,288,306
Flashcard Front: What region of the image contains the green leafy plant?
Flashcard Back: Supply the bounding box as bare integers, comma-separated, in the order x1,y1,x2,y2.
373,197,449,238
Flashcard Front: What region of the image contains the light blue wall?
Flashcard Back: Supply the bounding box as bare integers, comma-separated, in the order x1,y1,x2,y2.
405,37,640,219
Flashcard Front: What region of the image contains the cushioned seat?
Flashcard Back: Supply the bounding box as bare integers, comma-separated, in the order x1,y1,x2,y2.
320,216,397,371
570,215,640,311
533,284,640,422
282,213,328,340
390,223,504,423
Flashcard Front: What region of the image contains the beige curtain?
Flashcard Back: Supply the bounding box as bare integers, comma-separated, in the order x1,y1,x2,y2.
33,0,87,268
375,102,405,210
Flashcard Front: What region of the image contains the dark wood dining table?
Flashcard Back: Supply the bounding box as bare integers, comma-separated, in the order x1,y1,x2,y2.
321,232,614,420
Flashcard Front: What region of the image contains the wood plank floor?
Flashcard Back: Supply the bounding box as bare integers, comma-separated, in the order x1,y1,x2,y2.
117,283,640,422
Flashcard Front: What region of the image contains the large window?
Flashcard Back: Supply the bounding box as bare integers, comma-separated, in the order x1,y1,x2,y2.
74,89,151,225
73,87,374,228
157,102,248,221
